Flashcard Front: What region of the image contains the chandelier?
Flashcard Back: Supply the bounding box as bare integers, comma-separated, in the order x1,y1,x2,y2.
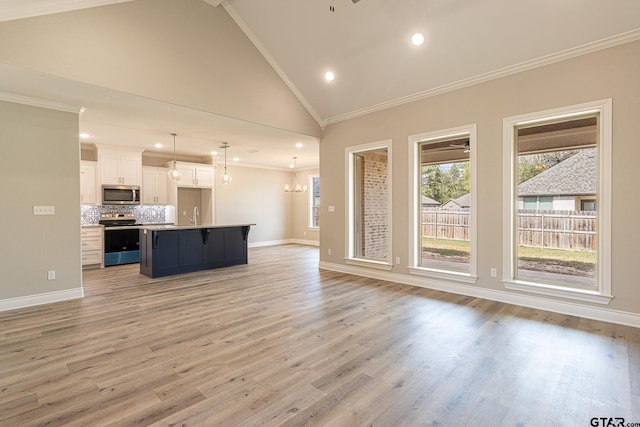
167,133,182,181
220,142,232,184
285,157,307,193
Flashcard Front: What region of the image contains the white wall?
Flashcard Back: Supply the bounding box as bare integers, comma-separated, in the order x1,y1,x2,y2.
553,196,577,211
0,0,321,139
215,165,293,245
319,40,640,317
0,99,82,306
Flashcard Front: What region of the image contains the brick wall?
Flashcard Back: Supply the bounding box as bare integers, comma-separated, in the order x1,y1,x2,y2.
358,150,388,260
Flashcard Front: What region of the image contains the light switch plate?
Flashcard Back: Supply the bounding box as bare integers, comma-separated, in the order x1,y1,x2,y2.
328,205,335,212
33,206,55,215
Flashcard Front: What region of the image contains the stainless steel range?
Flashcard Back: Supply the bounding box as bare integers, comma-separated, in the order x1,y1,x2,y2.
99,213,140,266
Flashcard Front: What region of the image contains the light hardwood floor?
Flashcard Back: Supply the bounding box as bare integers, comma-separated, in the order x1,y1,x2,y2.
1,245,639,426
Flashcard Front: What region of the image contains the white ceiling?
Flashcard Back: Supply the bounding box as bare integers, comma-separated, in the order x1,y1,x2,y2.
224,0,640,124
1,0,640,168
0,63,320,169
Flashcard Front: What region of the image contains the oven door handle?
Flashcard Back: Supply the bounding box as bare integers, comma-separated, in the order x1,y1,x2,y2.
153,231,158,249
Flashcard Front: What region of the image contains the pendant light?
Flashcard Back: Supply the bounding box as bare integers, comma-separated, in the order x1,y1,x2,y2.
167,133,182,181
220,142,232,184
285,157,307,193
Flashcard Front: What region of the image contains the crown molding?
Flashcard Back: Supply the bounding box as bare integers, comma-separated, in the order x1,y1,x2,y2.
322,29,640,127
203,0,224,7
0,91,82,113
0,0,134,22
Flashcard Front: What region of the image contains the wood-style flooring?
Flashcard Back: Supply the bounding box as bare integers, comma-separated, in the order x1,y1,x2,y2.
1,244,639,426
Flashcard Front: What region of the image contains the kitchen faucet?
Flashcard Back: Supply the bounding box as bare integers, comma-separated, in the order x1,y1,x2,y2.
193,206,199,226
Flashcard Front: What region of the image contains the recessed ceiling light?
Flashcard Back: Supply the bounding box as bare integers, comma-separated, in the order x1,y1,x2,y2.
232,157,240,162
289,163,295,169
324,71,335,81
295,143,303,148
154,143,163,149
80,133,90,139
211,150,218,156
411,32,425,46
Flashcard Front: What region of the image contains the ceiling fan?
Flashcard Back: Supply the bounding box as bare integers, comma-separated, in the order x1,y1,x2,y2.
450,141,471,153
330,0,362,12
431,140,471,153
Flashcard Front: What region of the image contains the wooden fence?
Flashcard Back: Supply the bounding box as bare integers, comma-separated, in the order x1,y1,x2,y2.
421,209,597,251
421,209,470,241
517,210,597,251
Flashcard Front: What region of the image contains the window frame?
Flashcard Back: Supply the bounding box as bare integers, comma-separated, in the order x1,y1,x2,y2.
308,174,320,229
408,124,478,283
502,99,612,304
345,140,393,270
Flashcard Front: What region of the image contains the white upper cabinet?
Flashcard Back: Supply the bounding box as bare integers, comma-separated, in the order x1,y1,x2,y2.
80,161,98,205
194,166,214,187
99,147,142,186
142,167,169,205
172,162,214,188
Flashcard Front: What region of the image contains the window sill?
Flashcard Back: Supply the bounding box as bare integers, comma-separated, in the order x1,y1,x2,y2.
502,279,612,305
408,267,478,284
345,258,393,271
307,227,319,232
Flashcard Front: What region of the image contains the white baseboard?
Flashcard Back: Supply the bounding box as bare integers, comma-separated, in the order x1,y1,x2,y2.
318,261,640,328
249,239,319,248
290,239,320,247
0,287,84,312
249,239,292,248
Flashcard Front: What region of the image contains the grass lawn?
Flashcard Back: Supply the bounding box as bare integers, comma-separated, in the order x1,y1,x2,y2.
517,245,596,271
422,238,596,272
421,238,470,257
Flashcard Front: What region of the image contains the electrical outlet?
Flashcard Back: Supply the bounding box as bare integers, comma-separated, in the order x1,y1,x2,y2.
47,270,56,280
328,206,335,212
490,268,497,277
328,248,332,256
33,206,55,215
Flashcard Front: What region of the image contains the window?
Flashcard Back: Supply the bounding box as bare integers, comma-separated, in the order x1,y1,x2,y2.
408,125,477,282
580,199,596,211
346,141,392,269
309,175,320,228
503,100,612,304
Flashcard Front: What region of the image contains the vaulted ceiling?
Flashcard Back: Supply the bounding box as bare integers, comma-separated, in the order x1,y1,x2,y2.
1,0,639,168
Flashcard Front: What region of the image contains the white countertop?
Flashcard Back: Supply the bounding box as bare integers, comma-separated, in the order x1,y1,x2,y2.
140,224,255,231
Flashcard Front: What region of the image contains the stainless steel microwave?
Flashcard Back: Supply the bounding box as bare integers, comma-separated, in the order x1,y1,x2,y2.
102,185,140,205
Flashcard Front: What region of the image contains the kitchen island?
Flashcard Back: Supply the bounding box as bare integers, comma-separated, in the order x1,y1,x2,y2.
139,224,253,278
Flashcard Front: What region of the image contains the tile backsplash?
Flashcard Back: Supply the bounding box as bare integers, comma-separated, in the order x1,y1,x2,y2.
81,205,169,226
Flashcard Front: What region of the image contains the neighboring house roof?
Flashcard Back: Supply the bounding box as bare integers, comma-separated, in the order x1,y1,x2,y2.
518,149,596,196
421,195,441,206
440,193,470,210
440,200,460,210
452,193,470,208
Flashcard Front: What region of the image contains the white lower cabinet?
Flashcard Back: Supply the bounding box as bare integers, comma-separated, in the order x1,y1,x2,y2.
82,227,103,268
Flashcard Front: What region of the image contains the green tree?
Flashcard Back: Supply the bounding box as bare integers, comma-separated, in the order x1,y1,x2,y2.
422,165,444,202
421,162,470,204
518,150,579,184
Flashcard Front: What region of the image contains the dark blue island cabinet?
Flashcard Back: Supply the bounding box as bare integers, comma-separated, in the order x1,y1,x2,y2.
139,225,252,278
